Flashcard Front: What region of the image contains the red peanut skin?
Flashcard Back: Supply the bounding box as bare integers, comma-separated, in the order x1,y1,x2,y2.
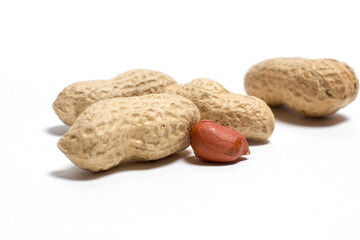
190,120,250,163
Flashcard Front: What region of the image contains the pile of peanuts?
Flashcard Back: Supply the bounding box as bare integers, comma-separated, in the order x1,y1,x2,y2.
53,58,359,172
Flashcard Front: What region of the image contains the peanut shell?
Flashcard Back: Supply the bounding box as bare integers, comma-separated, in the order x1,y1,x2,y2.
164,78,275,140
58,94,200,172
244,58,359,116
53,69,176,125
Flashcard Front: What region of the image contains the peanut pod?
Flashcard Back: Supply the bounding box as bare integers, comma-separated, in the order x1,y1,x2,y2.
245,58,359,116
58,94,200,172
53,69,176,125
164,78,275,140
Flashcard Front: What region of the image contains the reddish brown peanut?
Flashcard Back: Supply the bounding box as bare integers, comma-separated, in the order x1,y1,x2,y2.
190,120,250,163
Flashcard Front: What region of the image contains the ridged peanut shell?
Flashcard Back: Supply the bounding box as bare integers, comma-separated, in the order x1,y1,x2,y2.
58,94,200,172
164,78,275,140
53,69,177,125
245,58,359,116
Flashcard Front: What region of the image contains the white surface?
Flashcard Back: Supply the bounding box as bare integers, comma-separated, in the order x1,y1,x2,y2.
1,0,360,239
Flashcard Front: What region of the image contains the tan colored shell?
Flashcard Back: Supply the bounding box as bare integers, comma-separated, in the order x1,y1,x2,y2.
244,58,359,116
57,94,200,172
164,78,275,140
53,69,177,126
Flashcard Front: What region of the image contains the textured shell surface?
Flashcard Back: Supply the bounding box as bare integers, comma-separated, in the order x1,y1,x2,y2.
58,94,200,172
244,58,359,116
53,69,177,126
165,78,275,140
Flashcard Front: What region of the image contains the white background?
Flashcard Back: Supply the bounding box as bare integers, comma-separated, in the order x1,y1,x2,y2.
1,0,359,239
